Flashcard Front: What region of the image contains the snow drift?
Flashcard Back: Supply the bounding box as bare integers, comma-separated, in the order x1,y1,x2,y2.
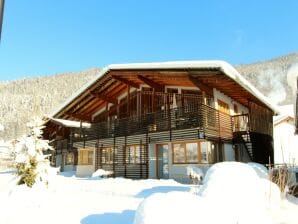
134,162,283,224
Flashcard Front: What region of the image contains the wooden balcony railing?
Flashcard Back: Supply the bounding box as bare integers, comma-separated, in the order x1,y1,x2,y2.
76,103,235,141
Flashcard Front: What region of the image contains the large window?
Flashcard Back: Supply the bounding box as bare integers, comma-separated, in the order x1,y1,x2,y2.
172,141,215,164
125,145,144,164
78,149,94,165
101,147,117,164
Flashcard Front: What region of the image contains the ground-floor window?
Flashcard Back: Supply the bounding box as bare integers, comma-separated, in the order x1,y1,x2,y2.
101,147,117,164
65,153,74,165
172,141,216,164
125,145,144,164
78,148,94,165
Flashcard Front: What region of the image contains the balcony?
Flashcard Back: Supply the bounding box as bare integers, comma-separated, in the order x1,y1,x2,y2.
75,103,248,142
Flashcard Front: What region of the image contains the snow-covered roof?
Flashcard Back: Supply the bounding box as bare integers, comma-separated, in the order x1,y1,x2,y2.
273,104,295,125
47,117,91,128
48,60,280,118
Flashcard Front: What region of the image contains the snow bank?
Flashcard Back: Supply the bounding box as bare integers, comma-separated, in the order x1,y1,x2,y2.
91,169,113,178
247,162,269,179
134,162,278,224
134,192,202,224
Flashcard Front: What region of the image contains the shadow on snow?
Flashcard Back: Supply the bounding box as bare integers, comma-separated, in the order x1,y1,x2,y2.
136,185,190,198
81,210,135,224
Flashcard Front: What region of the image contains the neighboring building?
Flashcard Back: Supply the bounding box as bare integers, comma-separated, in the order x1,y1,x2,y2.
274,105,298,166
43,61,278,182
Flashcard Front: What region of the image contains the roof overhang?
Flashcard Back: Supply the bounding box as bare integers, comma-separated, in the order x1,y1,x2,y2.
46,60,280,122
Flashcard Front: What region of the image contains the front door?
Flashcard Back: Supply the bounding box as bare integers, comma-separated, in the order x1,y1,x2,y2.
156,144,169,179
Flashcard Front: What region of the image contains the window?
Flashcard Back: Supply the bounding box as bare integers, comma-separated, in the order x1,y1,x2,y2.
78,149,94,165
65,153,74,165
172,141,215,164
173,142,199,163
126,145,144,164
173,143,185,163
186,143,198,163
101,147,117,164
200,142,214,163
217,100,230,115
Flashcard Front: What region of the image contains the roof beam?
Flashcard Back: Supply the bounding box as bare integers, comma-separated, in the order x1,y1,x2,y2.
67,113,91,121
89,91,118,105
137,75,164,91
111,75,140,89
188,75,213,96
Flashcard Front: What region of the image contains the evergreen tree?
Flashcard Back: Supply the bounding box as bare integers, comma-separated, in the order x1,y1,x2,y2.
13,118,53,187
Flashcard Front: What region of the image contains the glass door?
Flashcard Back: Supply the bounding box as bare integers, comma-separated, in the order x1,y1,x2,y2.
156,144,169,179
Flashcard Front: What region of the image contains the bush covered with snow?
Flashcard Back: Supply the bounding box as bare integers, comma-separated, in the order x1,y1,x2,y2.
13,119,54,187
186,165,204,184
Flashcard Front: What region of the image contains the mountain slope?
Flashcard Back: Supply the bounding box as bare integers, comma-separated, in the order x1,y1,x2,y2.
0,53,297,140
236,53,298,105
0,68,100,140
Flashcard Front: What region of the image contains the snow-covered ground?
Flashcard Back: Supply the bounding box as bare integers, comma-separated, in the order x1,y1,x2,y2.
0,162,298,224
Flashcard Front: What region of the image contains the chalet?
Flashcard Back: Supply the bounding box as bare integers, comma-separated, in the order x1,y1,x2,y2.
43,61,279,182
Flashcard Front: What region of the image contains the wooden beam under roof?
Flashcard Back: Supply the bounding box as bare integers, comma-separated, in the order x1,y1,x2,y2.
89,91,118,105
67,113,91,121
137,75,164,92
187,75,213,96
111,75,140,89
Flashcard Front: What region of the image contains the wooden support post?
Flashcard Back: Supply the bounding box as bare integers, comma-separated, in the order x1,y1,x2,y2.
145,131,149,179
140,139,143,178
127,85,130,117
124,136,127,177
95,140,99,170
113,135,116,177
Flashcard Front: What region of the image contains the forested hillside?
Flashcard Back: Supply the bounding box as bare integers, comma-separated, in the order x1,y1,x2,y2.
0,53,297,140
0,68,100,140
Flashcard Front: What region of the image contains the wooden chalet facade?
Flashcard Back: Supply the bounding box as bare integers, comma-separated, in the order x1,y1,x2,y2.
43,61,278,182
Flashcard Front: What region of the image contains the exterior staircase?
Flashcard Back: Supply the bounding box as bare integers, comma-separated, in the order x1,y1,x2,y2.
233,131,253,161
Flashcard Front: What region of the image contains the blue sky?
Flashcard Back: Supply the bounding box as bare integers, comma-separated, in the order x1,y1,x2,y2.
0,0,298,80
